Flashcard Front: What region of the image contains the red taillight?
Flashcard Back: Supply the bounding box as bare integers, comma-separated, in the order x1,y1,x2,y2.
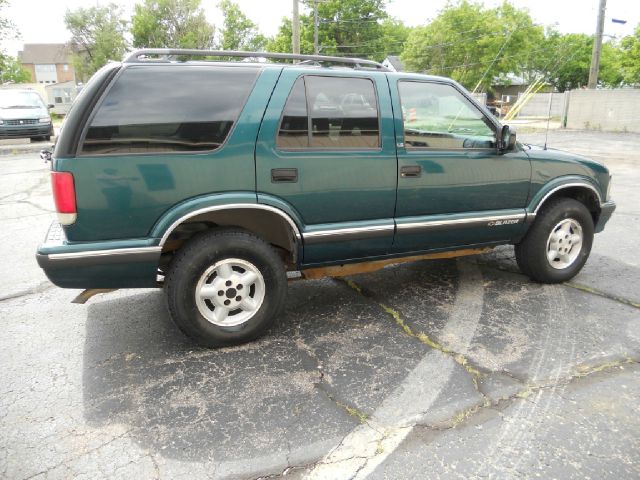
51,172,77,225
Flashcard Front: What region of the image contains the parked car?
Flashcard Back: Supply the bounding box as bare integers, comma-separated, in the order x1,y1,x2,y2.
36,49,615,347
0,89,53,141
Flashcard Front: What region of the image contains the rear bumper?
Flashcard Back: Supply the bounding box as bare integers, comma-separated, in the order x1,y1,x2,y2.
36,222,160,288
595,200,616,233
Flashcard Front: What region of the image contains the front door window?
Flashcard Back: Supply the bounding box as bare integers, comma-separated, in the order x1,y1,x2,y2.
398,81,496,150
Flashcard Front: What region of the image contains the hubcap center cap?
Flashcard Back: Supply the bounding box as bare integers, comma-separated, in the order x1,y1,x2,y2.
225,288,237,299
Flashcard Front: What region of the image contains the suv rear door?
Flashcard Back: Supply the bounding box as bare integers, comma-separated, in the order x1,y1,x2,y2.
389,77,531,253
256,70,397,265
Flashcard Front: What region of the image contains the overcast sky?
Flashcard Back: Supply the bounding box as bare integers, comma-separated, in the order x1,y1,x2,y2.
2,0,638,56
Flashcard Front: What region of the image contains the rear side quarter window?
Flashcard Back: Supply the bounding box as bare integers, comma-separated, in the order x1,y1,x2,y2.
80,65,259,155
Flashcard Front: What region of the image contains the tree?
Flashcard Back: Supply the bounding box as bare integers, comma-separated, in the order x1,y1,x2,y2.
0,0,30,84
401,1,544,91
620,25,640,85
266,0,402,61
218,0,266,51
64,4,128,81
131,0,215,49
265,17,297,54
0,55,31,83
0,0,12,45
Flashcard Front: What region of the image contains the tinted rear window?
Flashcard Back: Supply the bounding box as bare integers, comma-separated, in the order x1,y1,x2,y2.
277,75,380,150
81,65,258,155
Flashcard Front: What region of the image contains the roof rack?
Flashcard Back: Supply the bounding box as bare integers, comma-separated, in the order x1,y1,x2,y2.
123,49,390,71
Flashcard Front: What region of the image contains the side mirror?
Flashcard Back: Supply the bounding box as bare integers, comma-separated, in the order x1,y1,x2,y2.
499,124,517,153
40,149,52,163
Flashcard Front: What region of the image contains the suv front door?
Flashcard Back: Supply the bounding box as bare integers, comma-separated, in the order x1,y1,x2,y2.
256,70,397,265
390,78,531,253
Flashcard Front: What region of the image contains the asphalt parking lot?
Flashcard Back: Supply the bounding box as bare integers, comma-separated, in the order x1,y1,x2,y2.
0,130,638,479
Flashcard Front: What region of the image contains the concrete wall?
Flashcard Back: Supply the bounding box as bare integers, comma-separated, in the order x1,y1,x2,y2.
565,89,640,133
517,92,566,118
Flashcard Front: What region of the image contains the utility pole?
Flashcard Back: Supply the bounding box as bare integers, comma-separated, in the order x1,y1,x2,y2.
313,0,319,55
588,0,607,89
292,0,300,54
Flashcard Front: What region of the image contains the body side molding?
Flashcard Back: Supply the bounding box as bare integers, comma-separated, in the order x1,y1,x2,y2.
530,181,603,214
158,203,303,246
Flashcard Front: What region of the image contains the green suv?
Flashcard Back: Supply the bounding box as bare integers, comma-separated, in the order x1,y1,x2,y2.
36,49,616,346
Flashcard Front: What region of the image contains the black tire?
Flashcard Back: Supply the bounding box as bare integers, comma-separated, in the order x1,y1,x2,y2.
515,198,594,283
43,135,51,141
165,229,287,347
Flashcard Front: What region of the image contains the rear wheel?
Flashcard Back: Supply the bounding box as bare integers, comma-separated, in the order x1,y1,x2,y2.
165,229,287,347
515,198,594,283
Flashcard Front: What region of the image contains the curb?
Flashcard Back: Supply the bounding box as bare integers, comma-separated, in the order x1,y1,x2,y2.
0,143,55,156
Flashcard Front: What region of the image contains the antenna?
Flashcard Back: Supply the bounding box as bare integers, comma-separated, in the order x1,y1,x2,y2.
543,89,553,150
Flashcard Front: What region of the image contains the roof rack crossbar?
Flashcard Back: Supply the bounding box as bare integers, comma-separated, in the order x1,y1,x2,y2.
123,49,390,71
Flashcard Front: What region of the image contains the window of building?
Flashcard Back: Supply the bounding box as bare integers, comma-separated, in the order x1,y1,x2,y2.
277,75,380,150
81,65,258,155
63,64,69,72
398,81,496,149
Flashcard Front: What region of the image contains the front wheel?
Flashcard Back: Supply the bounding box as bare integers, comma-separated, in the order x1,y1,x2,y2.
515,198,594,283
165,229,287,347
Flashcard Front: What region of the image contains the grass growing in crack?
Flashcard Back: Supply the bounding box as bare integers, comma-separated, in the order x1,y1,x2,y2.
336,401,369,424
565,282,640,309
343,278,483,379
574,357,636,376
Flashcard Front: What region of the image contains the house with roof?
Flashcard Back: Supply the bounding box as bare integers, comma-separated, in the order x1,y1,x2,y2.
18,44,76,85
382,56,404,72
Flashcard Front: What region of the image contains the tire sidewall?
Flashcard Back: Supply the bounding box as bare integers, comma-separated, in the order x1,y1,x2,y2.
167,232,286,345
530,199,594,282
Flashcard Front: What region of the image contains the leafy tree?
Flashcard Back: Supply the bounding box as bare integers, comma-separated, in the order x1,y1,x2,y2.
599,41,624,87
218,0,266,51
0,0,30,84
265,17,297,54
0,55,30,84
379,18,411,57
538,33,623,91
131,0,215,49
64,4,128,81
401,1,544,91
266,0,403,61
0,0,12,45
620,25,640,85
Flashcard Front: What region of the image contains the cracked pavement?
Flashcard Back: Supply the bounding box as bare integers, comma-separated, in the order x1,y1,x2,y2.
0,130,639,479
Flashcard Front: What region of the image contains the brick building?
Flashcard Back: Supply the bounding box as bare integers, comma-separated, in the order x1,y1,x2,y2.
18,43,76,85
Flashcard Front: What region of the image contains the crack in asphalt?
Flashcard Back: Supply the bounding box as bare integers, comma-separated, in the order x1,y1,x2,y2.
294,335,382,436
21,429,135,480
475,258,640,310
0,280,54,302
416,356,639,432
260,356,639,479
564,280,640,309
336,277,486,383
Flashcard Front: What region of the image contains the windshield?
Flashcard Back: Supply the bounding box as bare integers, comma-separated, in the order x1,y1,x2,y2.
0,90,46,109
